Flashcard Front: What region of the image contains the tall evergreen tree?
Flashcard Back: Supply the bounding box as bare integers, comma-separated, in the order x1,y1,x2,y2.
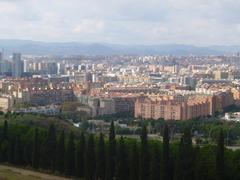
106,121,116,180
175,128,194,180
55,130,65,173
216,129,225,180
14,136,22,165
65,131,75,176
8,137,15,164
140,125,149,180
1,120,9,162
115,136,129,180
24,141,33,166
76,132,85,178
129,142,139,180
85,134,96,180
2,120,8,140
43,124,57,171
32,128,40,169
150,145,161,180
163,125,171,180
96,133,106,180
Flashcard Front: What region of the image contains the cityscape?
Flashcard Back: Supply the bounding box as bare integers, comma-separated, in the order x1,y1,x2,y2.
0,51,239,179
0,0,240,180
0,52,239,122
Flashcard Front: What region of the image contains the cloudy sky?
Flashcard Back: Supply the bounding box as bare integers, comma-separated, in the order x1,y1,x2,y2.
0,0,240,45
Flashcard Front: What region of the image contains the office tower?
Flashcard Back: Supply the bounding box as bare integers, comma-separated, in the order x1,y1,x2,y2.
2,60,11,74
48,62,58,75
0,52,2,74
57,63,64,75
23,59,29,73
214,71,229,80
12,53,23,78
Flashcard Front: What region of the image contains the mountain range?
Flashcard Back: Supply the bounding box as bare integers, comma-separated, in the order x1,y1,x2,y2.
0,39,239,56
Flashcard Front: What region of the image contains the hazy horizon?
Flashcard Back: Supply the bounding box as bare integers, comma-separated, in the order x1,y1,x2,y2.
0,38,239,47
0,0,240,46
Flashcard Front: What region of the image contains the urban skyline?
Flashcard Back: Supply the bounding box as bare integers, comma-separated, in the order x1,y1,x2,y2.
0,1,238,179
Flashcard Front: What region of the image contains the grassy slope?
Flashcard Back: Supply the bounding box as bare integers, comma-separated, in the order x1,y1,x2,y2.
0,165,71,180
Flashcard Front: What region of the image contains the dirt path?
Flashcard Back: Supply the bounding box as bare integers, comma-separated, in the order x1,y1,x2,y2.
0,165,72,180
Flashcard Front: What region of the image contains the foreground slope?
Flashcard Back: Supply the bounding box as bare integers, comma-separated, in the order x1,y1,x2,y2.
0,165,71,180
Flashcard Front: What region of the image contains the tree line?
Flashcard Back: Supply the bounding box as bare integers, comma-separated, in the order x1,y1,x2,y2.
0,120,239,180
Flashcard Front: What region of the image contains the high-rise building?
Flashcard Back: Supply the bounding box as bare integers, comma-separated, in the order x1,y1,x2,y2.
2,60,12,74
0,52,2,62
214,70,229,80
48,62,58,75
23,59,29,73
12,53,23,78
57,63,64,75
0,52,2,74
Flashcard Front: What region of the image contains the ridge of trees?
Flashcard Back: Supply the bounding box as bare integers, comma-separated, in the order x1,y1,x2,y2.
0,120,235,180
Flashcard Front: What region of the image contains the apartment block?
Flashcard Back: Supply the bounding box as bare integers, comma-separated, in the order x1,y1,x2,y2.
135,95,214,120
21,87,74,105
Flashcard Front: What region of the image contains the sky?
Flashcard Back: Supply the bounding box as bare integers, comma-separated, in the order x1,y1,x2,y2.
0,0,240,45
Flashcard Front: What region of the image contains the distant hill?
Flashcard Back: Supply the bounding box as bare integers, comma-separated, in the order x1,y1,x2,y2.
0,39,239,56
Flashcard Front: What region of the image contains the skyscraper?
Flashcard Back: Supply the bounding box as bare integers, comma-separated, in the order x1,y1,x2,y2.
0,52,2,74
23,59,29,73
0,52,2,62
12,53,23,78
48,62,58,75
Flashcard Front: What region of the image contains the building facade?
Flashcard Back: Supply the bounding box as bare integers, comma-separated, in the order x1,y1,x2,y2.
135,95,214,120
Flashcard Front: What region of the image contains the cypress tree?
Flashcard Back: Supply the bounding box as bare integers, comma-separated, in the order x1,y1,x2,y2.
8,138,15,164
106,121,116,180
163,125,171,180
65,131,75,176
32,128,40,169
1,120,9,162
216,129,225,180
24,141,33,166
43,124,57,171
129,142,139,180
140,125,149,180
3,120,8,140
56,130,65,174
76,132,85,178
85,134,96,180
150,145,161,180
115,136,129,180
175,128,194,180
96,133,106,180
14,136,21,165
40,131,47,169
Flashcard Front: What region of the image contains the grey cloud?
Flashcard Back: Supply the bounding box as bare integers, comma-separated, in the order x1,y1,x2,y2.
0,0,239,45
